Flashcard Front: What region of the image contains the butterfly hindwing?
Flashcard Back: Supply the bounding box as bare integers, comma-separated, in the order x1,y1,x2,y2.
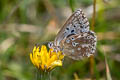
61,31,97,60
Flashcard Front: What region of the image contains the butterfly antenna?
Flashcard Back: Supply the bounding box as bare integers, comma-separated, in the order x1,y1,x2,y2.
34,41,53,47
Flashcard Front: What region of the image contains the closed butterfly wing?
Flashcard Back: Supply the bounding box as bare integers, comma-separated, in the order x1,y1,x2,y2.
54,9,90,46
61,31,97,60
48,9,97,60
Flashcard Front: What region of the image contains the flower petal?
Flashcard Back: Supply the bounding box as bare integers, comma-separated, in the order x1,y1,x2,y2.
49,60,62,71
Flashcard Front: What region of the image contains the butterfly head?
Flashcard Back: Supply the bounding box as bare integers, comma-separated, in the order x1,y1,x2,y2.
48,42,54,49
48,41,61,52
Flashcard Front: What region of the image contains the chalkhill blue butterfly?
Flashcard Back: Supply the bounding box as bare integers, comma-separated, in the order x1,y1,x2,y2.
48,9,97,60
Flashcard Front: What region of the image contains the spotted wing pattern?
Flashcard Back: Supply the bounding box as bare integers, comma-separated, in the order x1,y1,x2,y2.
60,31,97,60
48,9,97,60
54,9,90,46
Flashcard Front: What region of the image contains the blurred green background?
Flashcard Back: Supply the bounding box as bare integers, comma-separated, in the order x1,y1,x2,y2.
0,0,120,80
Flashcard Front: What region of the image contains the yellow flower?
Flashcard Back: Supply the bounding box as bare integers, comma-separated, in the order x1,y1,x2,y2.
30,45,64,71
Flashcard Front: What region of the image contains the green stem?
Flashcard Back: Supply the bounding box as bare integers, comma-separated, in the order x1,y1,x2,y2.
37,69,51,80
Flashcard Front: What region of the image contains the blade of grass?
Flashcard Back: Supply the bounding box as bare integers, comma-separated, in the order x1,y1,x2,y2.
89,55,94,79
105,57,112,80
74,72,80,80
90,0,96,79
91,0,96,31
68,0,75,12
103,47,112,80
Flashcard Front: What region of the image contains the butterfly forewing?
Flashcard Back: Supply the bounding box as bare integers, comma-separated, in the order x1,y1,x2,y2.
61,31,97,60
54,9,90,46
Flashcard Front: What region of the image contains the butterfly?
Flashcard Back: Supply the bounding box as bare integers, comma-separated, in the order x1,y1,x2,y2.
48,9,97,60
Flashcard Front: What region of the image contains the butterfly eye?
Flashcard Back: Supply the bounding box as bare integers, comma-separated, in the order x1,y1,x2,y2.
48,42,53,48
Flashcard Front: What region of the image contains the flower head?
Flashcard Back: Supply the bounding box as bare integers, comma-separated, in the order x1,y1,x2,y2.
30,45,64,71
